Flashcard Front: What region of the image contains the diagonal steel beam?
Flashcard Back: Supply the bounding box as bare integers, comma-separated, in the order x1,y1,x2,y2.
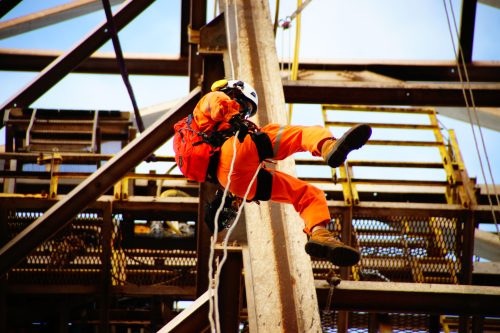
458,0,478,64
0,0,154,121
0,0,125,39
0,87,201,277
0,0,21,19
157,290,210,333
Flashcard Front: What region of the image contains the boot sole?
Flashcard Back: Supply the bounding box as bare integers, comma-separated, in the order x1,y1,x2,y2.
305,240,360,267
326,124,372,168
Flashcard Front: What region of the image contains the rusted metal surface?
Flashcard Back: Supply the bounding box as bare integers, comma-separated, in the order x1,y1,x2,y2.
283,80,500,107
0,0,125,39
316,280,500,315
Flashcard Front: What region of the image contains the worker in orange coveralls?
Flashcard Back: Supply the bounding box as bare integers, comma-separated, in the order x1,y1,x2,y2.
196,79,372,267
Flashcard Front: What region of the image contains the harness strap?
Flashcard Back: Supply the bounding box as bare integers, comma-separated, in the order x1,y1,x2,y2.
251,131,273,161
253,168,273,201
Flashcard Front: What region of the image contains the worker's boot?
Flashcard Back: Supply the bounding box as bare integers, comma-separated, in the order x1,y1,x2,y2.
305,229,360,266
321,124,372,168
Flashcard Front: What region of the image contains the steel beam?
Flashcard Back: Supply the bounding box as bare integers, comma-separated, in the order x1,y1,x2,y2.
316,280,500,315
225,1,321,332
0,0,155,119
0,0,125,39
283,80,500,107
195,54,225,297
188,0,206,88
0,0,21,19
157,290,210,333
3,50,500,82
0,87,201,277
0,48,189,75
458,0,478,64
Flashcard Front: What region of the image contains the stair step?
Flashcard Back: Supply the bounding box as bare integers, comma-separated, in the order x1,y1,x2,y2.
30,139,92,145
28,144,95,153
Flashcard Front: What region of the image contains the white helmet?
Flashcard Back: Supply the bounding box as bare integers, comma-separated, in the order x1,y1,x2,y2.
211,79,258,118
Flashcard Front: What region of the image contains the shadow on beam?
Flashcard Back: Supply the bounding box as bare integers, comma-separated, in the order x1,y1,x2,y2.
0,87,201,277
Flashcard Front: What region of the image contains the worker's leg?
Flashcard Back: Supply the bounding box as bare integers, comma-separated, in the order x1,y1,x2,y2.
216,132,361,266
268,169,330,234
261,123,372,168
260,123,332,159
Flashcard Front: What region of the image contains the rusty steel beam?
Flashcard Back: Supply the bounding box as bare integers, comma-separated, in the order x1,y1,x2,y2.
0,0,154,118
2,48,500,82
0,87,201,277
283,80,500,107
316,280,500,315
0,0,125,39
458,0,478,64
291,60,500,82
0,48,189,75
188,0,207,89
0,0,21,19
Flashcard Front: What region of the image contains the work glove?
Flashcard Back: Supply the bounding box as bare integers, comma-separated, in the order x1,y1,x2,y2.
229,115,249,142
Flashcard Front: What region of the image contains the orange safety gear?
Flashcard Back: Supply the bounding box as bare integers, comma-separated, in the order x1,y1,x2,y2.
217,123,335,234
211,80,258,118
193,91,241,134
190,90,337,235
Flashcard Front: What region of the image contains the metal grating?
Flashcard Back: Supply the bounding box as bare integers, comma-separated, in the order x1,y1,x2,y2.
5,209,197,287
352,215,462,284
321,311,439,333
110,215,197,287
7,210,103,285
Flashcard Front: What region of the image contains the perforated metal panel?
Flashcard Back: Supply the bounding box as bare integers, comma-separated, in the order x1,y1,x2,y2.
5,209,197,288
321,311,438,333
7,210,103,285
352,215,462,284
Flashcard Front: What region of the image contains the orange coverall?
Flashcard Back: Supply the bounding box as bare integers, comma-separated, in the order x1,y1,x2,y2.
193,91,332,234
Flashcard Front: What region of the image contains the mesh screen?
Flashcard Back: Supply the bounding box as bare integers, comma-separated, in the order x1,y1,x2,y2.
321,311,438,333
5,209,197,288
351,215,462,284
7,210,103,285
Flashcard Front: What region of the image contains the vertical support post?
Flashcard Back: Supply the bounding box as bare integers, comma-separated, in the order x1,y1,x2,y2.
458,211,475,333
337,207,353,333
188,0,206,89
195,54,225,297
471,315,484,333
100,202,113,333
217,249,243,333
0,207,7,333
429,315,440,333
458,0,477,64
461,211,475,284
223,1,321,331
3,124,15,194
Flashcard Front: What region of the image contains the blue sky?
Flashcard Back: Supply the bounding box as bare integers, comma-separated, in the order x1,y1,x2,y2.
0,0,499,188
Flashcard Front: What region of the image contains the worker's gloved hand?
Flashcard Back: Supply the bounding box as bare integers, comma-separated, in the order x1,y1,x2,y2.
229,115,249,142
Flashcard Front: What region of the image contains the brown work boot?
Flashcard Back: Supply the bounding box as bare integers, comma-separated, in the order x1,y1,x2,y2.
305,229,360,266
321,124,372,168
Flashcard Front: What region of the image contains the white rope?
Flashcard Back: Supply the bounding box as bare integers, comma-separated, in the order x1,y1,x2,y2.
442,0,500,237
214,163,262,333
208,2,257,331
224,0,242,79
207,131,239,332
